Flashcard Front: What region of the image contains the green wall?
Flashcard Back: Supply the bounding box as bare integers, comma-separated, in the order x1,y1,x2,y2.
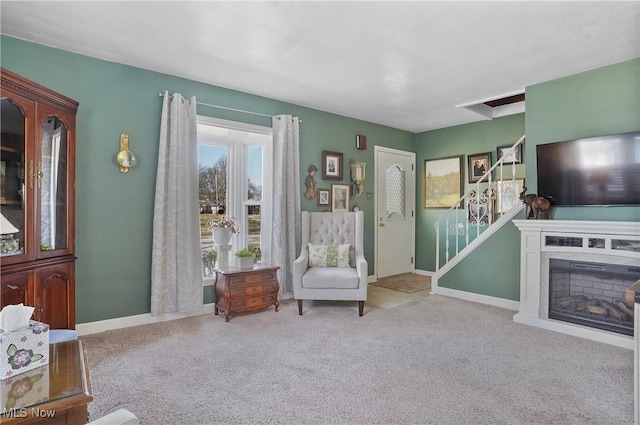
414,114,526,275
525,58,640,221
3,35,637,321
415,58,640,301
1,36,414,323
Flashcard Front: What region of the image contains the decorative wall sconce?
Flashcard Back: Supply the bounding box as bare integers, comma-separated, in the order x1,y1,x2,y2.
350,159,366,198
356,135,367,150
116,133,137,173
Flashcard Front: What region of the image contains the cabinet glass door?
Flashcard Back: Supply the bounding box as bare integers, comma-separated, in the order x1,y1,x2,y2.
39,115,69,253
0,98,28,258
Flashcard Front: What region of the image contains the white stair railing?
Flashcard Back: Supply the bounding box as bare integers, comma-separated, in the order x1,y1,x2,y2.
434,135,526,273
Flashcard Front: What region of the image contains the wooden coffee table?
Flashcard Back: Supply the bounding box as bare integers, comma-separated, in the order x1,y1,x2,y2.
213,264,280,321
0,339,93,424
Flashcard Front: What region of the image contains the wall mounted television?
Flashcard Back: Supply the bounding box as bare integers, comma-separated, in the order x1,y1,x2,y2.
536,131,640,206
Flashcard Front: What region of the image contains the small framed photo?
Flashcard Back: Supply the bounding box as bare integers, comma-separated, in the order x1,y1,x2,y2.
331,184,350,212
497,144,522,164
322,151,343,180
467,199,493,225
495,179,525,214
467,152,491,183
317,188,331,206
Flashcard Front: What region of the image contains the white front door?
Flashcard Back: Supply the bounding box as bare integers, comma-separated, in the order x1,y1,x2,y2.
375,146,415,279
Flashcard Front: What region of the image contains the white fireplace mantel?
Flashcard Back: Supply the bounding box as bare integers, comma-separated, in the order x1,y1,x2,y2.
512,219,640,349
513,219,640,237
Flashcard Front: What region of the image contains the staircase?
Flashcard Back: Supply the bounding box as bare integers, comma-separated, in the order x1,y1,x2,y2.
432,135,526,291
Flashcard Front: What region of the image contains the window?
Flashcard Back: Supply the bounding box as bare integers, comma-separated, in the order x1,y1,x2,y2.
197,116,272,281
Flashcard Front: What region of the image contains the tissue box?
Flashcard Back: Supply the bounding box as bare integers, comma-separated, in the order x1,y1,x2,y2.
1,363,49,410
0,321,49,381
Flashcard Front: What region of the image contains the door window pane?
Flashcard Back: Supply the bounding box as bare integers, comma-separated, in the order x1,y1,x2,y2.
386,165,406,218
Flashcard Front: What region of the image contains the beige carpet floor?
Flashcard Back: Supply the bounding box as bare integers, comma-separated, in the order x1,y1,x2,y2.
370,273,431,293
82,295,633,425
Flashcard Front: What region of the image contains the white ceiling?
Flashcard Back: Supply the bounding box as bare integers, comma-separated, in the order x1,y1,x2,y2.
1,1,639,133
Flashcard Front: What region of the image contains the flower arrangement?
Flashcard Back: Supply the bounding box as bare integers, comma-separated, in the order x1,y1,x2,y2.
234,248,255,258
207,216,239,234
234,248,255,269
249,246,262,263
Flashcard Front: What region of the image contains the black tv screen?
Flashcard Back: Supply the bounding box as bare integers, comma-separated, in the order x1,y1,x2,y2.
536,131,640,206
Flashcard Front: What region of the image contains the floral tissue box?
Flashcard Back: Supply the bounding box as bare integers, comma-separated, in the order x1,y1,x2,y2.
0,321,49,380
1,363,49,411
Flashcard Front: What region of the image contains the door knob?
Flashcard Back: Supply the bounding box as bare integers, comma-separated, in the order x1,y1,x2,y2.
379,223,385,227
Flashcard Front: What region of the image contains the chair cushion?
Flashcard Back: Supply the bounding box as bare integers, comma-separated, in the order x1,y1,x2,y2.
301,266,360,289
308,243,350,267
49,329,78,344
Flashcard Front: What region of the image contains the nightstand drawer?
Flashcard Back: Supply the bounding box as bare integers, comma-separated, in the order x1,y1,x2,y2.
231,295,275,310
230,283,277,298
229,272,276,286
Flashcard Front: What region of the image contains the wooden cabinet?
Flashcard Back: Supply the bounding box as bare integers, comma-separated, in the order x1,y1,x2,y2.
0,270,30,306
1,68,78,329
213,264,280,322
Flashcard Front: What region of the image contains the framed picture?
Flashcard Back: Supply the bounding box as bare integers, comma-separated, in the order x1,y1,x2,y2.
424,155,463,209
467,199,493,224
317,188,331,206
497,144,522,164
495,178,525,214
467,152,491,183
331,184,350,212
322,151,343,180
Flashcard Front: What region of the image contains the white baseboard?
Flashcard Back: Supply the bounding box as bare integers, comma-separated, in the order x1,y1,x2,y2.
76,277,511,336
76,303,215,336
432,286,520,311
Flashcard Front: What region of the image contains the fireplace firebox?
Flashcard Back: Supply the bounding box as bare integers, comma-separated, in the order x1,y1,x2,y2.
548,259,640,336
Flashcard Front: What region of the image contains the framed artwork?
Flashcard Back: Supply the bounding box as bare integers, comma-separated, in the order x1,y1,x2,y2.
497,144,522,164
424,155,463,209
331,184,350,212
467,199,493,224
467,152,491,183
495,178,525,214
322,151,343,180
317,188,331,206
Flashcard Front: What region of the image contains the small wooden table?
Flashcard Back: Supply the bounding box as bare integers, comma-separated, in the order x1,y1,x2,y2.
213,264,280,322
0,339,93,425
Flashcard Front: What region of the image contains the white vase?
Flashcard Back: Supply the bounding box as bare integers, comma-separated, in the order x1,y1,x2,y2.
212,228,232,246
235,257,254,269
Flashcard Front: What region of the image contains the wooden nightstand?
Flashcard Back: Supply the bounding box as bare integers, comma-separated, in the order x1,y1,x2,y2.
213,264,280,322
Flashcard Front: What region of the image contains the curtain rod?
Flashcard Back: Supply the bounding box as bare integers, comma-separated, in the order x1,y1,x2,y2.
158,92,301,122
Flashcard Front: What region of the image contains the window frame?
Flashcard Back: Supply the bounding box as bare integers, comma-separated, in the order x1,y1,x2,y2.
197,116,273,283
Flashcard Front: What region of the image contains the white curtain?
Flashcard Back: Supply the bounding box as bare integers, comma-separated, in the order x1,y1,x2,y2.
151,91,203,315
271,115,301,294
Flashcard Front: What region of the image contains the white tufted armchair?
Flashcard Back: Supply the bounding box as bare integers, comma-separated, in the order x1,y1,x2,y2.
293,211,368,316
